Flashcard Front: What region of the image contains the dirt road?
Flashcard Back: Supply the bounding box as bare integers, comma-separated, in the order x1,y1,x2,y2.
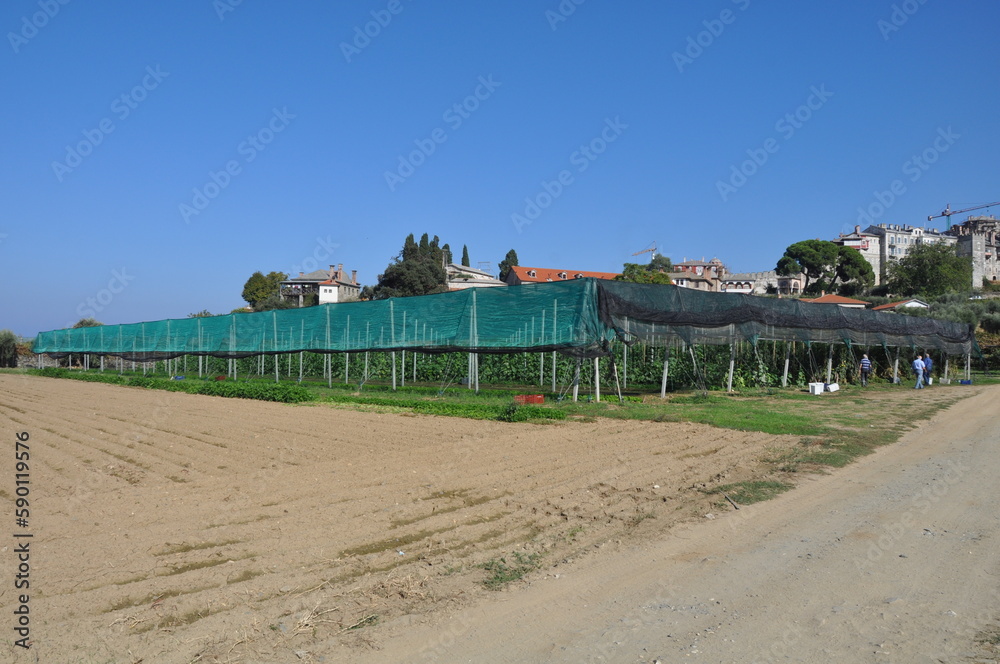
359,385,1000,663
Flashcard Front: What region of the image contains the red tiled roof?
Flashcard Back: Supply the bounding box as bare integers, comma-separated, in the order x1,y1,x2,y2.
799,294,870,305
509,266,620,283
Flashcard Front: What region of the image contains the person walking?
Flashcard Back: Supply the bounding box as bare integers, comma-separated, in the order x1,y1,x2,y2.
859,353,872,386
923,352,933,385
912,354,926,389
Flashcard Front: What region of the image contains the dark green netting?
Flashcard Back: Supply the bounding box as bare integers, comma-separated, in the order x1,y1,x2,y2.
596,281,979,356
33,279,609,360
32,279,979,360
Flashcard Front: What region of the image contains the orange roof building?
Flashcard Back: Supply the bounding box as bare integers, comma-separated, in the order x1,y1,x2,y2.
798,293,870,308
504,265,620,285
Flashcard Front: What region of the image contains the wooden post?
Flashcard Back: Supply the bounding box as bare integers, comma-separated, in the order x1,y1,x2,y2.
727,343,735,393
660,346,669,398
572,358,581,402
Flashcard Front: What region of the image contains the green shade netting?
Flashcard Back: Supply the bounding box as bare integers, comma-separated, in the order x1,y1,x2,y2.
32,279,979,360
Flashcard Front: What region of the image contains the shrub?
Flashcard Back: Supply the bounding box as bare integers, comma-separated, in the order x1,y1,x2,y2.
0,330,18,368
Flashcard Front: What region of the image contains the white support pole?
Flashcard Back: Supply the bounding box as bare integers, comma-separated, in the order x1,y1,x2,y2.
540,310,546,386
660,346,669,398
401,350,406,387
551,351,557,394
392,351,397,390
727,344,736,393
594,357,600,403
782,343,791,388
944,356,950,384
892,348,899,385
966,352,971,380
623,337,628,390
551,300,557,393
572,358,581,402
826,345,833,384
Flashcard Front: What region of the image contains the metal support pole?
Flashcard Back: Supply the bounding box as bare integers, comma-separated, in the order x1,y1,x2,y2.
892,348,899,385
966,353,971,380
826,345,833,384
392,351,397,390
944,356,950,384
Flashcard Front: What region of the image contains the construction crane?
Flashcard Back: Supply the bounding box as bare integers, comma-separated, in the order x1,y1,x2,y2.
927,201,999,227
632,242,657,260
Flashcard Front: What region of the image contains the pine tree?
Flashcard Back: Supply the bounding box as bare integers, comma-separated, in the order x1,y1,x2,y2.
461,245,470,267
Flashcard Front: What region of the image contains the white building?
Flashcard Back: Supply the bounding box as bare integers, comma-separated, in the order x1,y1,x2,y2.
862,223,955,284
445,263,506,290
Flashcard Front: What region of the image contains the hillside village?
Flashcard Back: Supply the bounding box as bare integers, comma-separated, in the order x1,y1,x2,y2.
271,213,999,313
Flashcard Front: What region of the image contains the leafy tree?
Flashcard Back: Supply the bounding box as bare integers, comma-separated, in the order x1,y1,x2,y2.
648,254,673,273
833,245,875,295
73,317,103,328
776,240,840,293
253,294,297,312
461,245,471,267
615,263,673,285
498,249,519,281
242,271,288,308
887,243,973,297
188,310,213,318
374,233,448,299
0,329,18,368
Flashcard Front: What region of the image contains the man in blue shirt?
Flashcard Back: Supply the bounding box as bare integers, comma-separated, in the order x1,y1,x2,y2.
912,354,926,389
923,352,933,385
859,354,872,386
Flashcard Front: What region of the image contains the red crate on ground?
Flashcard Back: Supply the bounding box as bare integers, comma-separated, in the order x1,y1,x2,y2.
513,394,544,405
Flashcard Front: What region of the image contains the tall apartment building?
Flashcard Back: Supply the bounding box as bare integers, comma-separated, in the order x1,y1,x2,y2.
948,215,1000,286
861,223,956,284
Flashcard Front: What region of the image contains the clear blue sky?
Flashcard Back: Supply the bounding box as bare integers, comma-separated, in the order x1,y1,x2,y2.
2,1,998,337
